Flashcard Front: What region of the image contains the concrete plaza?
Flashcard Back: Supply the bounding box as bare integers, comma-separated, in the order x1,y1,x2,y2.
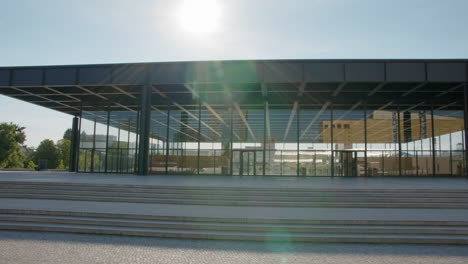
1,230,468,264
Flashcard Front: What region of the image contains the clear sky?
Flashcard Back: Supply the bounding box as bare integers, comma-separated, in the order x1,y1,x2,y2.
1,0,468,147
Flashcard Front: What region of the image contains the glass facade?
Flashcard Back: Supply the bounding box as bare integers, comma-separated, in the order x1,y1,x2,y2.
77,101,466,177
78,111,139,173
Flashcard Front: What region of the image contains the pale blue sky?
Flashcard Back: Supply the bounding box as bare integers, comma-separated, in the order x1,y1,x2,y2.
1,0,468,147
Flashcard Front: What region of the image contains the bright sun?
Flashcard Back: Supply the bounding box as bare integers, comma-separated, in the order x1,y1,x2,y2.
177,0,221,34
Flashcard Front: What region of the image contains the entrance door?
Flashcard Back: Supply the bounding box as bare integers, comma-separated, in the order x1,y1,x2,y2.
239,151,258,176
334,151,359,176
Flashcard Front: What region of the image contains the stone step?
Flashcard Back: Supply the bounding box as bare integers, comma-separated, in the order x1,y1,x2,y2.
2,214,468,235
1,193,468,208
1,221,467,244
2,188,468,199
1,181,467,194
3,208,468,226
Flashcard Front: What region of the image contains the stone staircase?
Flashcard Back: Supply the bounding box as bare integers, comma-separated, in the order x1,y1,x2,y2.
1,180,468,244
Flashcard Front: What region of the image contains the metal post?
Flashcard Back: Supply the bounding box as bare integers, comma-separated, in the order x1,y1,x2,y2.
280,150,283,176
90,118,97,172
296,103,300,176
364,104,368,177
247,152,250,175
104,109,110,173
263,101,267,176
197,101,202,175
134,111,140,173
431,103,436,176
253,151,257,176
450,132,453,176
137,84,151,175
397,105,402,176
240,151,244,176
117,124,121,173
69,116,79,172
330,104,334,176
165,102,171,174
230,106,234,175
463,83,468,178
76,106,82,172
126,119,131,173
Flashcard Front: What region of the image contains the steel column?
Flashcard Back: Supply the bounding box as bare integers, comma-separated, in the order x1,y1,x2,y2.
134,111,140,173
330,104,334,176
165,102,171,174
90,118,97,172
364,104,368,177
464,84,468,178
397,105,402,177
69,116,79,172
263,101,267,176
431,103,436,177
229,105,234,175
297,103,300,176
137,84,151,175
76,106,82,172
197,100,202,175
117,124,121,173
104,110,110,173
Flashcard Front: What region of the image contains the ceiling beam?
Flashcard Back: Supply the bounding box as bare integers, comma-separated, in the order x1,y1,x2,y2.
376,101,394,111
403,101,426,111
110,85,137,99
367,82,387,96
282,101,299,141
332,82,347,96
43,86,81,102
299,101,331,140
435,83,464,98
436,101,460,111
10,86,80,112
234,102,257,141
335,101,363,121
203,102,241,140
401,82,427,97
76,86,109,100
151,106,208,141
172,102,222,138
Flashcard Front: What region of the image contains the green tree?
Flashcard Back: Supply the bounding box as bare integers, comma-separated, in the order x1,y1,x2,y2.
63,128,72,141
26,160,36,169
22,145,35,168
56,160,65,169
57,139,71,168
0,123,26,168
33,139,60,169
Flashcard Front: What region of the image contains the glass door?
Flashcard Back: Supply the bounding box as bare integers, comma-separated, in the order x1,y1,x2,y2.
239,151,258,176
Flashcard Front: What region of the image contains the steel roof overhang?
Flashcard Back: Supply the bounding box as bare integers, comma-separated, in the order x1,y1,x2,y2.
0,59,467,117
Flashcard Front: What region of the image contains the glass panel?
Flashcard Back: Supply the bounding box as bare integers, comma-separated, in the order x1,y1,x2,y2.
268,107,297,176
299,107,332,176
433,110,464,176
232,106,264,175
199,105,230,175
366,109,400,176
167,108,199,174
332,108,366,176
149,108,169,174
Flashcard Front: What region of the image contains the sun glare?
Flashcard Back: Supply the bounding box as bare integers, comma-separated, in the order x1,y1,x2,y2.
177,0,221,34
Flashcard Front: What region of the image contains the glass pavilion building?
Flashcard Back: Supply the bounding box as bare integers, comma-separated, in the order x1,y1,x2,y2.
1,59,467,177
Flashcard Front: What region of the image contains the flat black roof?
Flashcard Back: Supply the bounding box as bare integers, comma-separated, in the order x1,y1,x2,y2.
0,59,467,116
